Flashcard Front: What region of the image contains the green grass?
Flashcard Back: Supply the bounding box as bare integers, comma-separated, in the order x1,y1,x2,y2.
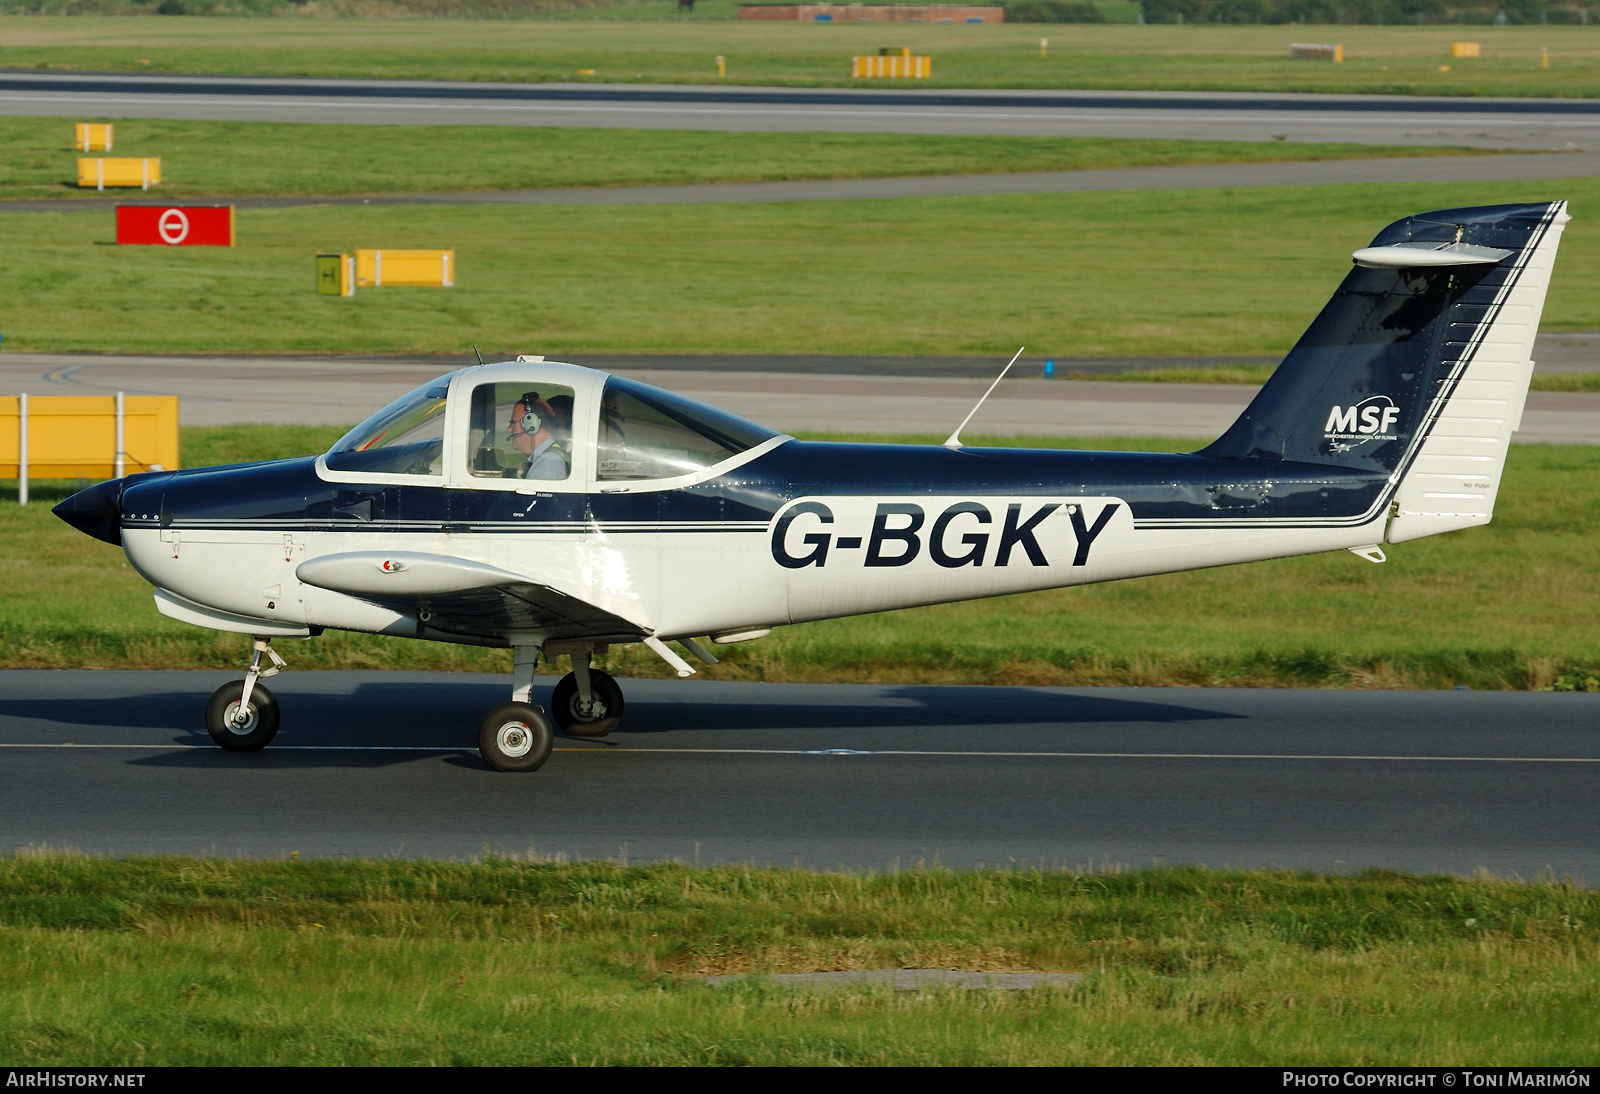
1,178,1595,358
1531,372,1600,392
1061,368,1600,389
7,424,1600,690
0,854,1595,1065
2,17,1598,96
1065,364,1281,383
0,116,1479,202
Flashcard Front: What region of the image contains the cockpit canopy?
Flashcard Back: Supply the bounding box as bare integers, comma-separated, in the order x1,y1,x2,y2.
325,372,457,477
324,365,782,484
596,375,777,480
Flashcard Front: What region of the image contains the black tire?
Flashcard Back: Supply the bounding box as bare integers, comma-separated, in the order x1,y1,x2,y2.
478,702,555,772
205,679,280,752
550,670,625,738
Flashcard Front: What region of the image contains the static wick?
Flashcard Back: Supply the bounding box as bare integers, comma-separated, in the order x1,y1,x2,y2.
944,346,1025,450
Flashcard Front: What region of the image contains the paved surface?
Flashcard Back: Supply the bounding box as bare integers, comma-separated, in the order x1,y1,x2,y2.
1,671,1595,877
3,348,1598,440
7,150,1600,212
3,73,1599,149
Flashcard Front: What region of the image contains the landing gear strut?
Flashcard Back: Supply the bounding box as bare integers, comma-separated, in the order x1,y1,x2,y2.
205,637,286,752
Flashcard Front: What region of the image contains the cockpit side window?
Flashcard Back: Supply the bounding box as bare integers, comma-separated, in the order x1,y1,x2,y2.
325,373,457,476
468,382,575,482
597,376,780,481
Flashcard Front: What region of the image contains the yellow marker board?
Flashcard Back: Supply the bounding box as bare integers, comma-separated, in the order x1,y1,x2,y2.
77,157,161,191
851,55,931,78
355,249,456,288
0,395,179,481
75,123,113,152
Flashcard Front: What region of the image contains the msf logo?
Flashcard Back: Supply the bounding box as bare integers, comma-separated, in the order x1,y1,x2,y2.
771,500,1120,570
1324,395,1401,454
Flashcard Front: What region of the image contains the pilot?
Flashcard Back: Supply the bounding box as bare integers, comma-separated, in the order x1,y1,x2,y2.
508,391,570,480
545,393,574,450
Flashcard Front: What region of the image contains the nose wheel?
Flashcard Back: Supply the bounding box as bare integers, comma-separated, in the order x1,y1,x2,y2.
205,679,280,752
551,669,625,738
205,637,286,752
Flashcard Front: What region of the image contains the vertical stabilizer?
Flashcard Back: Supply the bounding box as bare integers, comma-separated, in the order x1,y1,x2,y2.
1201,201,1569,542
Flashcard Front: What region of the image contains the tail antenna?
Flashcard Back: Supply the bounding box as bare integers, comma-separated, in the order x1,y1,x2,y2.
472,344,484,365
943,346,1025,450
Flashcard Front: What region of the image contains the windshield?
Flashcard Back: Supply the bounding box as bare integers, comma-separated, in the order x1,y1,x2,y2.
325,371,460,477
597,376,780,480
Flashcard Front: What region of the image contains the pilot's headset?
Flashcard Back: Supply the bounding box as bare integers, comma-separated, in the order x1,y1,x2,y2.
510,391,544,439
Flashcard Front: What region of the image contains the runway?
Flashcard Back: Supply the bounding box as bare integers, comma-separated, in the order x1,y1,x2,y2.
3,347,1599,441
3,72,1598,149
1,670,1595,877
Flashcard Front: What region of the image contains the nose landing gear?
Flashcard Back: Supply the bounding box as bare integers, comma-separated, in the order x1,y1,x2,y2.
205,638,286,752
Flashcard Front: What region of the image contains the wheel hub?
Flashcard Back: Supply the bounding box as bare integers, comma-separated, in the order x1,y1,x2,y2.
571,694,606,722
224,701,258,734
497,721,533,758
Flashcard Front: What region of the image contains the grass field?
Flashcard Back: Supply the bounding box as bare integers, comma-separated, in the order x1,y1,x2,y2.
0,855,1594,1065
1,17,1597,96
1075,365,1600,390
0,116,1476,202
6,425,1599,690
0,178,1594,357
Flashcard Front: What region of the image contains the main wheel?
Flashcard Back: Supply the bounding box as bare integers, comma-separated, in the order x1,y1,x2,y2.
478,702,555,772
205,680,280,752
550,670,625,738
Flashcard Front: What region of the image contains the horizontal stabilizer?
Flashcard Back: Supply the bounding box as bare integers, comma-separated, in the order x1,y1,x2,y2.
1352,242,1513,268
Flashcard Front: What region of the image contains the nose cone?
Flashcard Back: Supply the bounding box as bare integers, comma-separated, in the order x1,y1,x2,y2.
53,478,124,545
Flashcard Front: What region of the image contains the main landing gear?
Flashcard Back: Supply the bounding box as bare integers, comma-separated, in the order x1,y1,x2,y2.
550,650,625,739
477,647,626,771
205,638,286,752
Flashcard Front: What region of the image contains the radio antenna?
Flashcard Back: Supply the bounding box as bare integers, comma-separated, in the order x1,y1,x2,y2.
943,346,1025,450
472,344,484,365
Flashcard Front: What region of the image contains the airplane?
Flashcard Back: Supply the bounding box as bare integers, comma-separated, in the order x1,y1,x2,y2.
53,200,1569,772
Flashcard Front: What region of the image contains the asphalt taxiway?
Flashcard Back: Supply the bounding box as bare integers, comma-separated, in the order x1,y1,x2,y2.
4,347,1599,441
1,671,1594,876
3,73,1599,149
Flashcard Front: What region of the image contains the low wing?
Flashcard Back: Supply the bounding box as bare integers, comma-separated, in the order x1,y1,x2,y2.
295,551,647,644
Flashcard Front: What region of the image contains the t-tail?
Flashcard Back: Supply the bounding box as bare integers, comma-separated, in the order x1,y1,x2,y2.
1202,200,1569,543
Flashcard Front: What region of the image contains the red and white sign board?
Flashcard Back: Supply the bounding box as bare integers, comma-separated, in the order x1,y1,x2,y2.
116,205,235,247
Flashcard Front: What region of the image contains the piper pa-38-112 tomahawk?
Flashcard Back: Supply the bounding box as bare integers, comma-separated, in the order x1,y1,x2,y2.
54,201,1569,771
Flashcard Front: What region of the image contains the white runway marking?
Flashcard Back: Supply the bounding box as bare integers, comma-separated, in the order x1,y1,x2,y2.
3,742,1595,762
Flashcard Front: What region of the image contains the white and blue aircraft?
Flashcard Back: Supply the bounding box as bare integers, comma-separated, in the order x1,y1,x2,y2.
55,201,1569,771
